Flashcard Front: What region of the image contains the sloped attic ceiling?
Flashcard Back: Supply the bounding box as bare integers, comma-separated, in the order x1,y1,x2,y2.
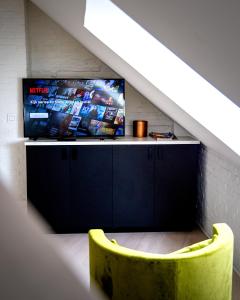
30,0,240,164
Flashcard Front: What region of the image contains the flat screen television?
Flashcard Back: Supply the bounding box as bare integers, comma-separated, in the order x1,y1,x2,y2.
23,78,125,139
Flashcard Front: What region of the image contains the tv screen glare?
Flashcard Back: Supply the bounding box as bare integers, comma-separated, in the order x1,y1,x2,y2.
23,78,125,139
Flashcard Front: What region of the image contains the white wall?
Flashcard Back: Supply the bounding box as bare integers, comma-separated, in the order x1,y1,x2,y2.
26,1,178,136
113,0,240,108
198,147,240,273
0,0,27,204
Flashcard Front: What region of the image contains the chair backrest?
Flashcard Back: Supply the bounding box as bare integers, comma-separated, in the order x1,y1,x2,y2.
89,223,233,300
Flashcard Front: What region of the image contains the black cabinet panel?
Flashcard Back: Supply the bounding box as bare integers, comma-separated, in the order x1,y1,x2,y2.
70,146,113,231
27,146,70,232
26,143,199,232
113,145,154,228
154,145,199,230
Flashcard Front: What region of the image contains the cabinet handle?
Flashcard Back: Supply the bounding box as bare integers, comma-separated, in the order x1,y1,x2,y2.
61,148,68,161
72,147,78,161
157,147,163,160
148,147,153,160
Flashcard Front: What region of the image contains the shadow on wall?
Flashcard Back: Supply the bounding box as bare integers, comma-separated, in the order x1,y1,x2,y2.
0,142,27,204
0,181,106,300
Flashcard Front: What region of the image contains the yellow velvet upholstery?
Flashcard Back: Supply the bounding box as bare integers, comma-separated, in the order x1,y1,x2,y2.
89,223,233,300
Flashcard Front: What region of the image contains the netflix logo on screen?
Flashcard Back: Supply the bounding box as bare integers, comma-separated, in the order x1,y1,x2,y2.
29,87,49,94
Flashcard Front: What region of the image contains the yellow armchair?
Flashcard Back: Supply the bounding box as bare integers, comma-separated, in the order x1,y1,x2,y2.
89,223,233,300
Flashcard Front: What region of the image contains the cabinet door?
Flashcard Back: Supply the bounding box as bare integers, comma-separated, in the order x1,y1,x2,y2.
70,146,113,231
154,145,199,230
27,146,71,232
113,145,154,229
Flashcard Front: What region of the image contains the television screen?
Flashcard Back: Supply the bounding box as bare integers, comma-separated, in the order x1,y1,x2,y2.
23,78,125,139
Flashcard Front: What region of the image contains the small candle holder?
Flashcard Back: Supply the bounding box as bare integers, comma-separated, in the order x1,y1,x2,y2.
133,120,148,137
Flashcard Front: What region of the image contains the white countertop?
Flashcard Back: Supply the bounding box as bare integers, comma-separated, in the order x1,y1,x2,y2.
24,136,200,146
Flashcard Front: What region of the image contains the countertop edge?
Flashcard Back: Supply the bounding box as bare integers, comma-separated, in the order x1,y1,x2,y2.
24,136,200,146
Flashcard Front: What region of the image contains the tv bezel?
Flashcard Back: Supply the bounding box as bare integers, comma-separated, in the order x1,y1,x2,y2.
22,78,125,140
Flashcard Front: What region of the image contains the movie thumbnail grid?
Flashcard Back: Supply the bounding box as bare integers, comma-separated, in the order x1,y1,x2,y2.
24,79,125,137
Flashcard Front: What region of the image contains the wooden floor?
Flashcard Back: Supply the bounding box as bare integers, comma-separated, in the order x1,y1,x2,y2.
52,229,240,299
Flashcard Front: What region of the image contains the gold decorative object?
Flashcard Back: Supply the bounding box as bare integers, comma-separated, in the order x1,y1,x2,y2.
133,120,148,137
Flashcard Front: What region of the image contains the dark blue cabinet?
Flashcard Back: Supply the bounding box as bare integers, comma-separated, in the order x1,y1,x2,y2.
26,143,199,232
113,145,155,229
70,146,113,231
27,145,113,232
27,146,71,232
113,144,199,230
154,145,199,230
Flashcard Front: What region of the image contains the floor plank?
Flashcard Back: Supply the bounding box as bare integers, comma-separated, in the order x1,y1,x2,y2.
52,229,240,299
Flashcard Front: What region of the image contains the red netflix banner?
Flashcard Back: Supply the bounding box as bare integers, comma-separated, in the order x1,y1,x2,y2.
29,87,49,93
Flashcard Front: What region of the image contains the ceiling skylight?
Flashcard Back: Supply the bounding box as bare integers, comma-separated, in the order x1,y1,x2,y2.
84,0,240,155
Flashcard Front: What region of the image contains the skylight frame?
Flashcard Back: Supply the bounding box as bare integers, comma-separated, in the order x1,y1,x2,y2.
84,0,240,155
